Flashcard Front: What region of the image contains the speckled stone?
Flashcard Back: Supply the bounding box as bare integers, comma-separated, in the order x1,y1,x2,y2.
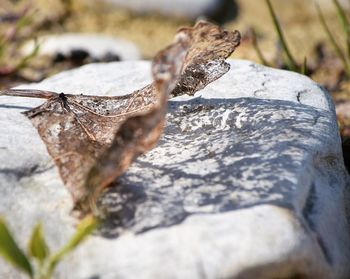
0,60,349,279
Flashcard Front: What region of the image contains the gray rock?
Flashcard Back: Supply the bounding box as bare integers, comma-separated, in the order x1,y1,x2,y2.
102,0,235,21
0,60,349,279
21,34,141,62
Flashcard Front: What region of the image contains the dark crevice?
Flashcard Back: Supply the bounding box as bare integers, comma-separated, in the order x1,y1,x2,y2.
0,164,53,180
302,183,333,264
342,138,350,173
312,115,321,126
0,104,33,110
296,92,301,103
296,90,308,104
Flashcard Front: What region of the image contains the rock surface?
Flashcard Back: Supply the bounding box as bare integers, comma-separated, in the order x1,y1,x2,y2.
0,60,350,279
21,34,141,62
102,0,236,21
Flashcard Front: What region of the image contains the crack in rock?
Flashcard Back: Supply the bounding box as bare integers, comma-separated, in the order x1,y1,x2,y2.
296,89,309,104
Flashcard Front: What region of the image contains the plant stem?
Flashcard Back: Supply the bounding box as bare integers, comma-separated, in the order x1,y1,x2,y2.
301,56,308,75
265,0,298,71
251,27,270,66
316,3,350,76
0,89,58,99
333,0,350,59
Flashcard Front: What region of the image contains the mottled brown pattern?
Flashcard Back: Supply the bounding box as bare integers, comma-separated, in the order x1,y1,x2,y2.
171,21,241,97
0,21,241,216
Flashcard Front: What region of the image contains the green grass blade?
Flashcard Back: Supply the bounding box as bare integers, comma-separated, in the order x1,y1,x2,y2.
0,218,33,277
28,223,49,264
316,2,350,76
0,43,4,62
46,216,97,277
265,0,298,71
15,16,32,32
332,0,350,59
301,56,308,75
251,27,270,66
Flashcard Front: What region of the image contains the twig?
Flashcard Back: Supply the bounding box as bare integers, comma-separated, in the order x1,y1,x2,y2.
0,89,58,99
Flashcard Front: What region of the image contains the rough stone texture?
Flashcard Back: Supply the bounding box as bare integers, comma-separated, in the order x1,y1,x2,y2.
21,33,141,61
102,0,235,20
0,60,350,279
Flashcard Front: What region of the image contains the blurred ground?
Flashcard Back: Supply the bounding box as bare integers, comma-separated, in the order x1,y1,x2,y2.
1,0,345,59
0,0,347,72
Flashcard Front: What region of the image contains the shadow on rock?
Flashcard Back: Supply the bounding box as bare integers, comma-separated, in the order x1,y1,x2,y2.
96,97,336,238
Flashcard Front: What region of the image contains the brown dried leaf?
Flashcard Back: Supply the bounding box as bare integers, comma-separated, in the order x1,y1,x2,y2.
171,21,241,97
0,21,241,215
